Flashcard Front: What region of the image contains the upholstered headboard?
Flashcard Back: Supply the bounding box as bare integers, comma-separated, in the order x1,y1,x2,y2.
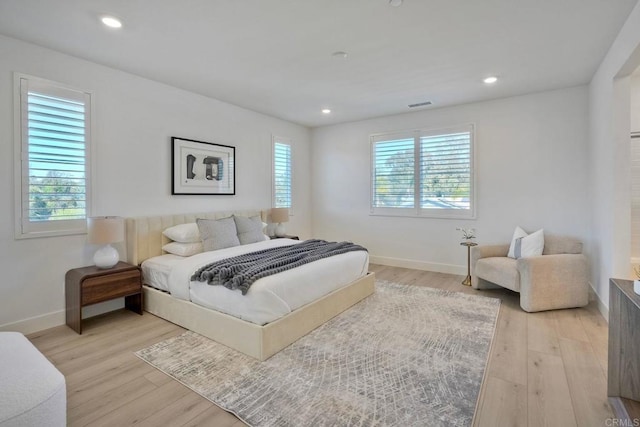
125,209,269,265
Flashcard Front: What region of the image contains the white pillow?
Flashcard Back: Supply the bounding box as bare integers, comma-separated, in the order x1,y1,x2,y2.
507,227,527,258
162,223,200,243
508,227,544,259
162,241,204,257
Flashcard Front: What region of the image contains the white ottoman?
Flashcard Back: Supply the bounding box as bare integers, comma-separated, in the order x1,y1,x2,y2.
0,332,66,427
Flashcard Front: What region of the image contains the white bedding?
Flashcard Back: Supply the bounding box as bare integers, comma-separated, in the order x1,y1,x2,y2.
140,254,184,292
141,238,369,325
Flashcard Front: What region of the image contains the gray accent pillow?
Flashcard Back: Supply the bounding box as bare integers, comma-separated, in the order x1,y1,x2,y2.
234,215,266,245
197,217,240,251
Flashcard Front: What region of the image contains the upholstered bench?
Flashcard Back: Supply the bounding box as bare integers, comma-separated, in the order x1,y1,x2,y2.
0,332,66,427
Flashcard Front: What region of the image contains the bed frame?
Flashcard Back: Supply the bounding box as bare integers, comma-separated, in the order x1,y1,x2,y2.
125,209,375,361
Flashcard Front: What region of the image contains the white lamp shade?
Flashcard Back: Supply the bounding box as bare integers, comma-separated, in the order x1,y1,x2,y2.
270,208,289,224
87,216,124,244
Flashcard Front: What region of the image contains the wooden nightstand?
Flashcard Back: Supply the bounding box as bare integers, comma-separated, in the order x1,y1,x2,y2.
65,261,143,334
270,235,300,240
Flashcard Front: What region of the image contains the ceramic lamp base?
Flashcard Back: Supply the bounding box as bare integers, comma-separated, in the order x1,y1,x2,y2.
94,244,119,269
275,223,287,237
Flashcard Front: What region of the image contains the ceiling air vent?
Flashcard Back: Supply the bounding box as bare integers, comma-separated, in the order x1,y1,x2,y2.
408,101,432,108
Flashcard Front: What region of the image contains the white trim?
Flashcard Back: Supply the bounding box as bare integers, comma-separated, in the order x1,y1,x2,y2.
271,135,293,214
369,255,466,276
13,74,22,239
0,310,65,335
0,300,125,335
370,123,476,220
369,207,477,220
589,281,609,322
13,72,93,239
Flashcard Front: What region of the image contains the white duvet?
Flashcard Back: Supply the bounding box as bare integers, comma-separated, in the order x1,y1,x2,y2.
141,238,369,325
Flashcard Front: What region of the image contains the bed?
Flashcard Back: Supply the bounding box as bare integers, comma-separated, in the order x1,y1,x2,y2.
125,209,375,360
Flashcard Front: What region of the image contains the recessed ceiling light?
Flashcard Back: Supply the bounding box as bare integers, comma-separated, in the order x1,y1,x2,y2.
483,76,498,84
101,16,122,29
389,0,403,6
322,109,331,114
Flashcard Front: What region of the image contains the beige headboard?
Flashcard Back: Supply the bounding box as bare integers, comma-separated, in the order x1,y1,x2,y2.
125,209,269,265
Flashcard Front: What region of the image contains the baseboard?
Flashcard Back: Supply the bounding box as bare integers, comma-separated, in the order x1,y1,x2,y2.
589,281,609,322
0,298,124,335
0,310,65,335
369,255,466,276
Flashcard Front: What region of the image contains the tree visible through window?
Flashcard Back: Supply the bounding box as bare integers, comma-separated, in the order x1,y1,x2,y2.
373,138,415,208
28,93,87,221
273,138,291,209
15,75,91,238
371,125,474,218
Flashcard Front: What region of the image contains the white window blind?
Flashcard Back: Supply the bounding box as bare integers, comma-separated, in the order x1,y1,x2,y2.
371,125,474,218
419,130,471,210
15,75,92,238
372,133,415,209
273,138,292,209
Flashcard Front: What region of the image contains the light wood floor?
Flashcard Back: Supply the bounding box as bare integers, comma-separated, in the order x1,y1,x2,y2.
27,265,612,426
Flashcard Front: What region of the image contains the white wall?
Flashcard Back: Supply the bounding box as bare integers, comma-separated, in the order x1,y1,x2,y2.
632,74,640,133
629,74,640,260
311,87,590,275
0,35,312,332
588,0,640,315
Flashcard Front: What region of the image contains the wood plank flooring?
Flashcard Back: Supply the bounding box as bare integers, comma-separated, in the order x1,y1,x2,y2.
26,265,612,426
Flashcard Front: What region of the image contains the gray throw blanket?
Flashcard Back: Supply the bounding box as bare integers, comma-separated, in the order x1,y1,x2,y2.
190,239,367,295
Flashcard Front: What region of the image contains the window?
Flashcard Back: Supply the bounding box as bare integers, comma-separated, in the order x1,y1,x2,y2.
371,124,474,218
272,136,292,209
14,75,92,238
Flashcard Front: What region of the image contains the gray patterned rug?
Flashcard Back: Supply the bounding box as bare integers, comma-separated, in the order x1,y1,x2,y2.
135,281,500,427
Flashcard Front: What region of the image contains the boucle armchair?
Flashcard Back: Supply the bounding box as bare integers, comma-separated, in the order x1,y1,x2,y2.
470,235,589,312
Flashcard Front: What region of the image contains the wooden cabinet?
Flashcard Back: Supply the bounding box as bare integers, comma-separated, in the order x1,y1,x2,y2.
270,235,300,240
66,262,143,334
608,278,640,421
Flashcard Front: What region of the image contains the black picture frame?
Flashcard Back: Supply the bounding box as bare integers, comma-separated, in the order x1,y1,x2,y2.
171,136,235,195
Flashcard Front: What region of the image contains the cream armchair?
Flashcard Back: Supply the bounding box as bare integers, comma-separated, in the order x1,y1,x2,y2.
470,235,589,312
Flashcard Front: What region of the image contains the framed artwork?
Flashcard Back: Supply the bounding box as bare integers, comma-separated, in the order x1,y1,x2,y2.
171,137,235,195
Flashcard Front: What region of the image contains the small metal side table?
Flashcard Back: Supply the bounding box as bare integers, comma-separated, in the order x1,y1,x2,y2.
460,241,478,286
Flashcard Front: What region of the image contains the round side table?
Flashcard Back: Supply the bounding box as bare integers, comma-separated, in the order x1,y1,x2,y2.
460,241,478,286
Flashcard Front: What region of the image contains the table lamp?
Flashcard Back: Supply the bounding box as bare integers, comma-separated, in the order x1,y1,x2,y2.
270,208,289,237
87,216,124,269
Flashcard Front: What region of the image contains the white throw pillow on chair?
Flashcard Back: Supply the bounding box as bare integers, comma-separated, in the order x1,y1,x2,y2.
508,227,544,259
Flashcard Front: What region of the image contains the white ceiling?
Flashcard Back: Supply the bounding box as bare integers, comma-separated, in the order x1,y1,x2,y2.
0,0,637,127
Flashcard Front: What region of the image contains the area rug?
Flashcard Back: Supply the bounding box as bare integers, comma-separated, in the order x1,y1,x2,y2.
135,281,500,427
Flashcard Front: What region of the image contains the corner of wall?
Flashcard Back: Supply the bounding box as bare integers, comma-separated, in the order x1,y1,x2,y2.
589,281,609,321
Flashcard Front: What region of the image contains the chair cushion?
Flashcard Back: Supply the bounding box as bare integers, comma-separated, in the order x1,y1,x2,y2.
475,257,520,292
0,332,66,426
542,235,582,255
